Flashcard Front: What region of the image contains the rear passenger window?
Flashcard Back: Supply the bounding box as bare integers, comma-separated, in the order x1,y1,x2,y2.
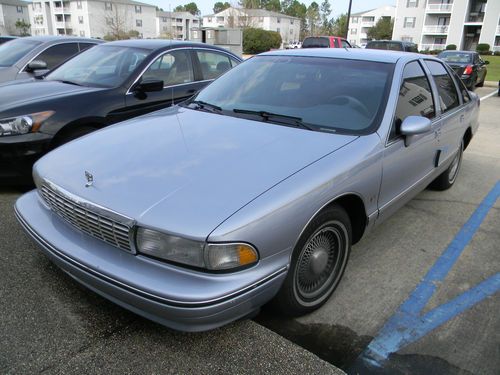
391,61,435,140
425,60,460,113
450,69,470,104
34,43,79,70
196,51,232,80
142,50,193,86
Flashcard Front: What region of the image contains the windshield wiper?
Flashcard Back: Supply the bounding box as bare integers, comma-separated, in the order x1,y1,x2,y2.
232,109,314,130
189,100,222,113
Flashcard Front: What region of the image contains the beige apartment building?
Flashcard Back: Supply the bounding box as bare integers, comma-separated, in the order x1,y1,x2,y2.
347,5,396,47
0,0,30,35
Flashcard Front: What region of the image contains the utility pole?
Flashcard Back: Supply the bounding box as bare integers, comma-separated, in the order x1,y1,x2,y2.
345,0,352,39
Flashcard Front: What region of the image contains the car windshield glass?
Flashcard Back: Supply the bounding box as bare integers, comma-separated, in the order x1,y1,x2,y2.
0,39,41,67
191,55,394,134
438,52,472,63
46,45,149,88
302,37,330,48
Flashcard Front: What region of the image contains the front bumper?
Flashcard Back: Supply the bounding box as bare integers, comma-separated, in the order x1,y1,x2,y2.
15,190,288,332
0,132,52,184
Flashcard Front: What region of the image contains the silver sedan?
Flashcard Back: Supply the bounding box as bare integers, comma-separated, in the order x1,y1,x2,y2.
15,48,480,331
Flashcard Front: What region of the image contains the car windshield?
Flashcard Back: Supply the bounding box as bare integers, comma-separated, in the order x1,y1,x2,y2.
191,55,394,134
438,52,472,63
46,45,149,88
367,42,403,51
0,39,41,67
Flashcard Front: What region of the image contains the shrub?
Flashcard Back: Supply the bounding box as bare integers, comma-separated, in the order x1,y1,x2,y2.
445,44,457,50
493,51,500,56
243,28,282,54
476,43,490,53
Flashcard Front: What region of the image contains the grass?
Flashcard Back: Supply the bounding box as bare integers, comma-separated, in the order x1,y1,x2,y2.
484,55,500,82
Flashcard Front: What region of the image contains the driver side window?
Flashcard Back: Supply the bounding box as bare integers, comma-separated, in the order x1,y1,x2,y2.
141,50,193,87
390,61,435,141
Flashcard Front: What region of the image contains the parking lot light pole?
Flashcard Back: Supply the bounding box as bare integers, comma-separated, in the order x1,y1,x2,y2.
345,0,353,40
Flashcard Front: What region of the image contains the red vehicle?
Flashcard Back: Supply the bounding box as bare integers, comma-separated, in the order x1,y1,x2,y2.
302,36,352,48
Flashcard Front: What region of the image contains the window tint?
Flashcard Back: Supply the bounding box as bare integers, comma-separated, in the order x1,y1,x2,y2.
302,37,329,48
425,60,460,113
79,42,96,52
196,51,232,80
35,43,79,70
341,40,351,48
142,50,193,86
449,68,470,104
392,61,435,139
230,57,240,67
333,38,339,48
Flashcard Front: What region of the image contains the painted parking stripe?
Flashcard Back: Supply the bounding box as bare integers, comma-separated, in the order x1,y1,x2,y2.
360,181,500,366
480,90,498,101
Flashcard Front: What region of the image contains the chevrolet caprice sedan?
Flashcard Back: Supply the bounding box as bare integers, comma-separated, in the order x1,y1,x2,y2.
15,49,480,332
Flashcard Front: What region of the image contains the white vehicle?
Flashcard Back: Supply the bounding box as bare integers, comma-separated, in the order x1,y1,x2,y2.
287,41,302,49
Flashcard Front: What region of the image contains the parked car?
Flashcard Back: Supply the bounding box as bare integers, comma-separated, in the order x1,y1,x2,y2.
15,49,479,332
0,36,17,45
287,41,302,49
0,40,241,184
302,36,352,48
437,50,488,90
366,40,418,52
0,36,102,84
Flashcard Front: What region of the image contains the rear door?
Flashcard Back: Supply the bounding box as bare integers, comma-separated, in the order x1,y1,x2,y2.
378,60,439,221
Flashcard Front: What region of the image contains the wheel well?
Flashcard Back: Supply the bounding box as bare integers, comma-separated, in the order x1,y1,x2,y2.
51,123,102,148
325,194,367,245
463,127,473,150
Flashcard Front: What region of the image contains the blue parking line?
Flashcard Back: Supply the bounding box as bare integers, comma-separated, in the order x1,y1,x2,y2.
361,180,500,365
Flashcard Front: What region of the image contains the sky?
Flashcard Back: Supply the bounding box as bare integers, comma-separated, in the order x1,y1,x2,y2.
154,0,396,18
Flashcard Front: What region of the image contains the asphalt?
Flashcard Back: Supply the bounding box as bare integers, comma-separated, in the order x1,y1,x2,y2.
257,87,500,374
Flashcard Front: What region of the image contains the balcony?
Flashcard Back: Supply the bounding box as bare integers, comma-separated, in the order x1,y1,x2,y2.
53,6,71,13
361,21,374,27
423,25,449,34
54,21,66,28
497,25,500,35
426,3,453,13
421,43,446,51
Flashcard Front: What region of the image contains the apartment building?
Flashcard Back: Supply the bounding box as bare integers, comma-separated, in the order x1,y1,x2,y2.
0,0,30,35
393,0,500,51
347,5,396,47
202,7,301,46
29,0,157,38
156,11,200,40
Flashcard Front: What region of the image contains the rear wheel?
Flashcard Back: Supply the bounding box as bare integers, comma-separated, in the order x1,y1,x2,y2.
476,77,484,87
272,205,351,316
429,139,464,191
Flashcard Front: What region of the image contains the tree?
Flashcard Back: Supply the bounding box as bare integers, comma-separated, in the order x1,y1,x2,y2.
262,0,281,12
330,13,347,37
366,17,394,41
306,2,320,36
103,6,130,40
283,0,307,39
240,0,261,9
213,1,231,13
174,2,201,15
319,0,331,33
15,20,31,36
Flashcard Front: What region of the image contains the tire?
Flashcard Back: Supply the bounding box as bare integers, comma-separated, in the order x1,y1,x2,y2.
429,139,464,191
53,125,97,147
476,77,484,87
272,204,352,316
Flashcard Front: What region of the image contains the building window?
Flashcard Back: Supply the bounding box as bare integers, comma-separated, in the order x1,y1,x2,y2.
208,17,212,22
277,27,280,32
106,17,112,25
362,16,375,23
350,28,357,35
434,37,447,45
77,1,82,9
16,6,23,13
216,16,224,23
290,19,294,25
193,19,198,23
277,17,281,23
404,17,416,28
401,36,413,42
406,0,418,7
80,30,85,36
136,19,142,27
135,5,141,13
352,17,358,23
78,16,83,24
105,2,112,11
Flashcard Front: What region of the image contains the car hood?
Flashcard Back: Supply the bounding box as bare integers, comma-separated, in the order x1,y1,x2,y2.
0,80,103,112
35,106,357,239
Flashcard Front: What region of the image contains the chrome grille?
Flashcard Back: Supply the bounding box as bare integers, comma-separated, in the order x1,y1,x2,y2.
40,184,132,252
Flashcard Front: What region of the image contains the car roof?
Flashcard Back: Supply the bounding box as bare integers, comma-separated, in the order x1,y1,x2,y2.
16,36,103,44
439,50,475,54
102,39,239,55
367,40,416,45
260,48,425,64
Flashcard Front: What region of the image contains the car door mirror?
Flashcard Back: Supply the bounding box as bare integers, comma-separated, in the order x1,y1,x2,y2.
483,60,489,65
26,60,48,72
400,116,432,147
135,79,164,93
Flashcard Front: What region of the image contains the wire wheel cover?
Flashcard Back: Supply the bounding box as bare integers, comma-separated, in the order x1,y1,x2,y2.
295,224,346,300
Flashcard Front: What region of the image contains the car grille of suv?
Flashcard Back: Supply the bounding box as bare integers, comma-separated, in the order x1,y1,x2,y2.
40,184,132,252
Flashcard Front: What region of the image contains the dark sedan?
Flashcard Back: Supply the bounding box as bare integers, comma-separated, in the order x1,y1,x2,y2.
437,50,488,90
0,40,241,184
0,36,103,84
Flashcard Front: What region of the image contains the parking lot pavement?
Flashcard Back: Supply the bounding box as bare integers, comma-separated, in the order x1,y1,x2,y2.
257,87,500,374
0,188,343,374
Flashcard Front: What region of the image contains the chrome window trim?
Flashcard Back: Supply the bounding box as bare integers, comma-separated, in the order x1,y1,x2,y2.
20,41,97,72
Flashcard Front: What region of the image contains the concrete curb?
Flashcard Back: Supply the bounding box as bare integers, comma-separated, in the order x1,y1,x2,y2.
483,81,498,88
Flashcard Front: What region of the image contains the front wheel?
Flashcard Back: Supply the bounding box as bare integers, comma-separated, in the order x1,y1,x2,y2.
429,139,464,191
272,205,351,316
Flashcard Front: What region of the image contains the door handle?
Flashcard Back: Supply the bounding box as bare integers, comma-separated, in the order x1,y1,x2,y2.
460,114,465,123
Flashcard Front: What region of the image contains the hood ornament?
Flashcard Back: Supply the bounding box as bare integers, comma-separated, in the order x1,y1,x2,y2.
85,171,94,188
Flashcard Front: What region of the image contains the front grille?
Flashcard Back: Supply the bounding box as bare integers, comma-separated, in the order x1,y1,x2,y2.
40,184,132,252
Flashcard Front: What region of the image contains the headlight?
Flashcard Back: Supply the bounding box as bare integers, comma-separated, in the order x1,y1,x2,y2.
136,228,259,271
0,111,55,136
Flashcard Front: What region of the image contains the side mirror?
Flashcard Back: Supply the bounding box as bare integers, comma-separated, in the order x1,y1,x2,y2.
484,60,489,65
135,79,164,93
400,116,432,147
26,60,48,72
